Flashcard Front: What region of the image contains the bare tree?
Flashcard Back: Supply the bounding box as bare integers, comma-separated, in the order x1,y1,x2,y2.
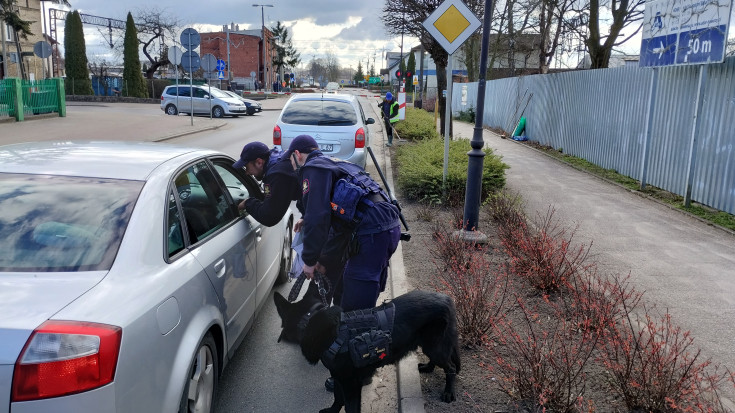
134,8,179,79
324,51,340,81
579,0,644,68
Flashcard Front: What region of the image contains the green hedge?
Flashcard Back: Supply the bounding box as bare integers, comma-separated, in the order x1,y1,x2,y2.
394,107,440,141
396,137,508,206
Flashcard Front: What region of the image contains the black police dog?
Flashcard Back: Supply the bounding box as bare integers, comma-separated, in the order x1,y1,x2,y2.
274,288,461,413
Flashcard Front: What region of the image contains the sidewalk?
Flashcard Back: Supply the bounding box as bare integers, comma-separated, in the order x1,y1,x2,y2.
450,120,735,405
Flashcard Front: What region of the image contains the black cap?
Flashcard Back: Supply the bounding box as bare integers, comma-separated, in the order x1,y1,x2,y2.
284,135,319,158
233,142,270,169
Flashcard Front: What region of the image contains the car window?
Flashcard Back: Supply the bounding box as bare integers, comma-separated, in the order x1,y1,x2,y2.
280,100,357,126
193,88,208,99
174,161,235,244
0,174,142,272
178,87,191,97
164,87,177,97
211,161,251,207
167,188,185,257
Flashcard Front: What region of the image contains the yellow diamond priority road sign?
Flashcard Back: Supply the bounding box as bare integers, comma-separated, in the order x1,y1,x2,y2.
423,0,481,55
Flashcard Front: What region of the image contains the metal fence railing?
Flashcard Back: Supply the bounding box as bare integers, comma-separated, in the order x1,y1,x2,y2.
1,78,65,122
21,79,59,116
0,80,15,118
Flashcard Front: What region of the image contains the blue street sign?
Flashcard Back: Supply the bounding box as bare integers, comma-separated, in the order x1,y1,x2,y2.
640,0,732,67
216,59,226,71
675,26,728,64
218,71,225,80
181,51,200,73
639,34,677,67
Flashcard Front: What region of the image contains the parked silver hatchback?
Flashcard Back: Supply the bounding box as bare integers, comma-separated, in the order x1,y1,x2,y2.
273,93,375,168
160,85,248,118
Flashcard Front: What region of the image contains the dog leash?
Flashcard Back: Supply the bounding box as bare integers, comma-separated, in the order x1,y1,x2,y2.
287,270,332,307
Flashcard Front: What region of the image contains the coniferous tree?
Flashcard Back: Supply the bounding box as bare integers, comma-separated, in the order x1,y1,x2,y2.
406,51,416,93
123,12,147,98
353,61,365,84
63,11,93,95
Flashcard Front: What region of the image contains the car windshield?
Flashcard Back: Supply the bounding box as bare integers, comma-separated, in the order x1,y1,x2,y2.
208,89,230,98
281,100,357,126
0,174,143,272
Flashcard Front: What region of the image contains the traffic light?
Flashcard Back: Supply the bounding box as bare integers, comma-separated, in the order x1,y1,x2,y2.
405,71,412,79
395,69,402,78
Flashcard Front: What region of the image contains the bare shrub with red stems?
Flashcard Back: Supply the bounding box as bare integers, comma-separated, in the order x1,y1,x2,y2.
598,304,735,412
428,221,512,346
474,194,735,411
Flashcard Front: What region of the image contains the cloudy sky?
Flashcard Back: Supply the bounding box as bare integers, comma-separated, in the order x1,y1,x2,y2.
48,0,413,72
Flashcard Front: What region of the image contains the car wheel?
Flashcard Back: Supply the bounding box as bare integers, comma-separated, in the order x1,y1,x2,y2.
247,108,255,116
276,218,293,284
212,106,224,118
166,104,178,116
179,333,218,413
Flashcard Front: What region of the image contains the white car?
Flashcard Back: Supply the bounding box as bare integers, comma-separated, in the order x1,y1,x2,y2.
273,93,375,168
325,82,339,93
0,141,293,412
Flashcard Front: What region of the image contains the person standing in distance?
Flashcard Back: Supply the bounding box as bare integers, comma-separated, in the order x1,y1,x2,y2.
377,92,399,147
286,135,401,312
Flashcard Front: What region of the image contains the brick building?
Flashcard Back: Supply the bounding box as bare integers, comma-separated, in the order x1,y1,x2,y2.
1,0,49,80
199,24,273,90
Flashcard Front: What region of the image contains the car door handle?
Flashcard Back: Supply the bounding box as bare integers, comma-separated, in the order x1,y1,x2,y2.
214,259,226,277
255,228,262,240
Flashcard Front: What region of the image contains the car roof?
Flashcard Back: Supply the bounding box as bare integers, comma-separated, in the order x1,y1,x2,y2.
288,93,356,102
0,141,219,181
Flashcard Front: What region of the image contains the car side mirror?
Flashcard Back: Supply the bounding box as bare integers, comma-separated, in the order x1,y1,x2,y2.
366,118,375,125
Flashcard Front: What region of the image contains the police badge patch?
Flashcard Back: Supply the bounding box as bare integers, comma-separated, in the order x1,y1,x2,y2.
302,179,310,194
264,184,271,198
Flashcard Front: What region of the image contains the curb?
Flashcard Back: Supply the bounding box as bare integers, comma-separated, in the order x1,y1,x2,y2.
367,96,426,413
153,121,228,142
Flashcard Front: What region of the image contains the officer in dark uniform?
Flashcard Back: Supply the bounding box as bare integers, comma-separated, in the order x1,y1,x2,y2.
234,141,346,306
285,135,401,312
233,141,300,226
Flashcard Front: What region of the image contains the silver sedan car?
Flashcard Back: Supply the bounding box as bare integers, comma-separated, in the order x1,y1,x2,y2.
0,141,293,413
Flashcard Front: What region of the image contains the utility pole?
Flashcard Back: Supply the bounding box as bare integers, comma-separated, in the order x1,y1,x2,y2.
253,4,273,91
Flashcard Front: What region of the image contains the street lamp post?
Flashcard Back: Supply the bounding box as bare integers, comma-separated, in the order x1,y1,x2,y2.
253,4,273,91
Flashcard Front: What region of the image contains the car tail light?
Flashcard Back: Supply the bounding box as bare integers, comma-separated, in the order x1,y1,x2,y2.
355,127,366,149
12,321,122,402
273,125,282,145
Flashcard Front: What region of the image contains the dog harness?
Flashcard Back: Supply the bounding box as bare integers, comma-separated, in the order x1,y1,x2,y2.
322,302,396,370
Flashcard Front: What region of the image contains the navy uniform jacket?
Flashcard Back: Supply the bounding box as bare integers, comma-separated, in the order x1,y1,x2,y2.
298,151,400,267
244,152,300,226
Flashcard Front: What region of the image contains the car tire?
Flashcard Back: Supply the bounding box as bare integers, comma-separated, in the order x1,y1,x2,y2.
246,108,255,116
275,217,293,285
212,106,224,118
178,332,218,413
166,104,178,116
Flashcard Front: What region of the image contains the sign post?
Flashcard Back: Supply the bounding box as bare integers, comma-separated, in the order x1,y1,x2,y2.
180,28,201,126
169,46,183,112
422,0,481,200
